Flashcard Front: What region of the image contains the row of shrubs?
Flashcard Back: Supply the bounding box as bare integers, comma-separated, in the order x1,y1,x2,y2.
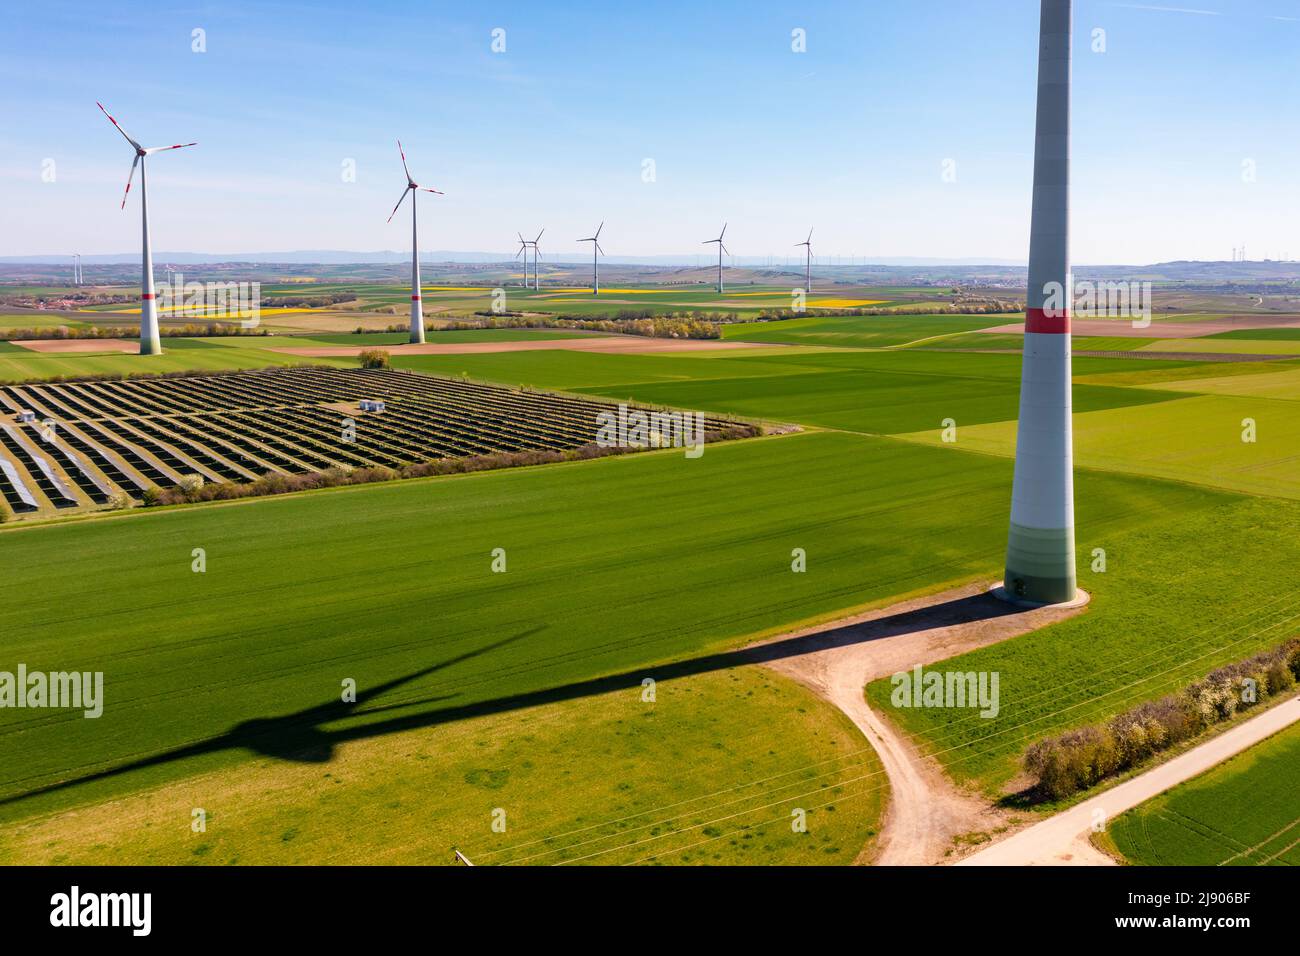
3,324,272,341
750,303,1021,322
142,426,762,507
456,313,724,339
1024,639,1300,800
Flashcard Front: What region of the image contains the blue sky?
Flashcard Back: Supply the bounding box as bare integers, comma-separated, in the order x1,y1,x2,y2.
2,0,1297,263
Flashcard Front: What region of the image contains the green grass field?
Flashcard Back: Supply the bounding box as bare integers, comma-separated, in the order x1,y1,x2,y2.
1141,337,1300,356
895,393,1300,499
0,341,348,382
1103,722,1300,865
1204,327,1300,341
864,493,1300,794
722,313,1004,349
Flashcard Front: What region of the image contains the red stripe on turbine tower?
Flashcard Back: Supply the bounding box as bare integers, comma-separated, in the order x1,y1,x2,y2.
1002,0,1078,606
1025,307,1070,334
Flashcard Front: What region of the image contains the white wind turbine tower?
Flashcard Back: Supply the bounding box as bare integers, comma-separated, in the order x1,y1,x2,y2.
515,232,531,288
97,103,196,355
1001,0,1078,607
577,222,604,296
529,228,544,289
795,228,814,295
703,223,729,293
386,140,444,345
515,230,543,289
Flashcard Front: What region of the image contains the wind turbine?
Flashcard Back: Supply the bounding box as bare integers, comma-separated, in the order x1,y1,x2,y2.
577,222,604,296
529,228,544,289
795,228,814,295
703,223,729,293
386,140,443,345
1002,0,1077,607
515,233,531,288
97,102,196,355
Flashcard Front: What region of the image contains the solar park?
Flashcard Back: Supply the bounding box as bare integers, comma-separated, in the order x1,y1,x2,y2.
0,367,736,515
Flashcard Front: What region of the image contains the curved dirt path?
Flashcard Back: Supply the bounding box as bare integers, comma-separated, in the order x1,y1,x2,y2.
958,695,1300,866
752,581,1086,865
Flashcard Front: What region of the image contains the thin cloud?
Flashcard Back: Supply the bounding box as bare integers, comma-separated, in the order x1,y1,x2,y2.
1111,3,1221,14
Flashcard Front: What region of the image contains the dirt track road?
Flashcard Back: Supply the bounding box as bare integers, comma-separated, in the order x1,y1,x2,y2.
754,581,1086,865
958,696,1300,866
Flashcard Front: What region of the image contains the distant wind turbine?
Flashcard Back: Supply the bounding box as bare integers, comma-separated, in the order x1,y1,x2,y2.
703,223,729,293
795,228,814,294
386,140,443,345
514,229,543,289
577,222,604,296
529,228,544,289
97,102,196,355
515,233,531,287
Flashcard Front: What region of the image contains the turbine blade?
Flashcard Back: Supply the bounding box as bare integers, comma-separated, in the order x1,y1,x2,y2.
119,155,140,210
97,102,142,150
534,228,545,243
595,221,604,239
144,142,197,154
720,222,727,240
595,243,605,256
397,139,412,183
386,186,411,223
720,244,730,256
419,186,444,194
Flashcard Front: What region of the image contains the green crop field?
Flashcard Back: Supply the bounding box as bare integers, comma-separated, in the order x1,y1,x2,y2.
0,343,346,383
896,392,1300,500
1103,722,1300,865
865,492,1300,793
1142,337,1300,356
722,313,1004,349
1204,327,1300,341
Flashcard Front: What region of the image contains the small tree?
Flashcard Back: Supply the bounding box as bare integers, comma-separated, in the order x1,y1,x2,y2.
0,499,12,524
177,474,205,502
359,348,391,370
141,486,164,507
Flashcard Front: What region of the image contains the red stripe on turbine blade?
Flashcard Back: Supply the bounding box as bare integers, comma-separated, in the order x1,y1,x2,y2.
411,295,421,300
1025,307,1070,335
141,293,156,300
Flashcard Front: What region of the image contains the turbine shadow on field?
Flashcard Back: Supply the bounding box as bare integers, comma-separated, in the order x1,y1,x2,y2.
4,594,1023,808
0,630,537,809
